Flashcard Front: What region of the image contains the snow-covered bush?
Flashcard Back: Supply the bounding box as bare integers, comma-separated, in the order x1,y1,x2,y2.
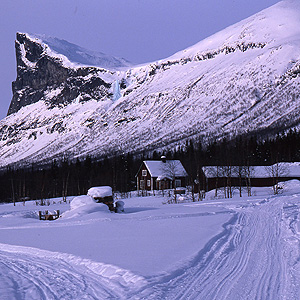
70,195,96,210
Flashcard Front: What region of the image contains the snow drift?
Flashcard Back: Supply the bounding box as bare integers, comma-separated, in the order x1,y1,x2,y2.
63,195,109,219
70,195,96,210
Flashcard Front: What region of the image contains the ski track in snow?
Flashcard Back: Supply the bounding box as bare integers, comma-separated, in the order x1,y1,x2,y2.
1,195,300,299
136,197,300,300
0,244,146,300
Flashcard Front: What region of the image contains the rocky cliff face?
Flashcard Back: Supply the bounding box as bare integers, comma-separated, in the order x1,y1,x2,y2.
8,33,118,115
2,1,300,168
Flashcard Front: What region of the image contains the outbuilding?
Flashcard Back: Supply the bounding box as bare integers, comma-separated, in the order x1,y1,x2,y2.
201,162,300,191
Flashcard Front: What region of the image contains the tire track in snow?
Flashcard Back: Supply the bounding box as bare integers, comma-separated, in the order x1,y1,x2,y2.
0,244,146,300
138,198,289,300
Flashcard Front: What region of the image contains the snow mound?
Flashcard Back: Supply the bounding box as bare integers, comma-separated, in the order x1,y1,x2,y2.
62,203,110,219
70,195,95,210
88,186,113,198
63,195,110,219
280,179,300,194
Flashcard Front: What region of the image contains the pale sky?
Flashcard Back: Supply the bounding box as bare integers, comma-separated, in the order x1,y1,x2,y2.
0,0,281,120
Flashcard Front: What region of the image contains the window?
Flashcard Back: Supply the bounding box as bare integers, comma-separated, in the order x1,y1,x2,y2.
142,170,147,176
175,179,181,188
147,180,151,187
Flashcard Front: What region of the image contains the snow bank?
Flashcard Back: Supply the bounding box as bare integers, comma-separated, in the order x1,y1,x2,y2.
281,179,300,194
70,195,95,210
63,195,110,219
0,243,146,299
88,186,112,198
62,203,109,219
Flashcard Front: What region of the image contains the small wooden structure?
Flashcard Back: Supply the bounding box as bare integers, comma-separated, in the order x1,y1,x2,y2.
39,210,60,220
87,186,114,211
174,189,186,195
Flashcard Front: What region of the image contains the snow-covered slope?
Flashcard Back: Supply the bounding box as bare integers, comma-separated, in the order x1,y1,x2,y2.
2,0,300,167
31,33,132,69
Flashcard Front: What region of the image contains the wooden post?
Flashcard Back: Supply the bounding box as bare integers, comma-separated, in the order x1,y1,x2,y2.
11,178,15,206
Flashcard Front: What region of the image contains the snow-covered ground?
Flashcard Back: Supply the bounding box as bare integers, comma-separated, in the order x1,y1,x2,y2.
1,181,300,299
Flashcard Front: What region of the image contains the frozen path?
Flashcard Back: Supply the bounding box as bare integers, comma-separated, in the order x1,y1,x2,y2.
0,244,146,300
138,197,300,300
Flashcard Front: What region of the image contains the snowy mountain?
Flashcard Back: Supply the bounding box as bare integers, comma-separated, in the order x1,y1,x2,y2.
30,34,132,70
7,32,130,115
2,0,300,167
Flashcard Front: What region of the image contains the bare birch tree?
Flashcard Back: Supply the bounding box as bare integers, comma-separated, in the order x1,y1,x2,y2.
265,162,289,194
220,165,234,198
161,161,182,204
244,165,255,196
236,165,244,197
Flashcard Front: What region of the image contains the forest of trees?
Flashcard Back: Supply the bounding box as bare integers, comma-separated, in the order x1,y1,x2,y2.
1,129,300,204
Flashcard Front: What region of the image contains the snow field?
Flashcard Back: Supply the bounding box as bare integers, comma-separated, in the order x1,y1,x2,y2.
1,182,300,298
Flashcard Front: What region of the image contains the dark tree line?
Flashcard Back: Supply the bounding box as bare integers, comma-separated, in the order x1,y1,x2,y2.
157,129,300,191
0,129,300,204
0,154,140,204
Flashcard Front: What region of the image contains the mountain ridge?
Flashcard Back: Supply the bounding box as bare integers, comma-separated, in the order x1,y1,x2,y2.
28,33,132,69
2,0,300,168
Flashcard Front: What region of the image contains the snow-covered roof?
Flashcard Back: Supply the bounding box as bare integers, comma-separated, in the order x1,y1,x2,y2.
87,186,113,198
202,162,300,178
143,160,188,178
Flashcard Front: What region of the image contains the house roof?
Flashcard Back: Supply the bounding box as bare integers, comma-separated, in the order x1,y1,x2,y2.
143,160,188,178
202,162,300,178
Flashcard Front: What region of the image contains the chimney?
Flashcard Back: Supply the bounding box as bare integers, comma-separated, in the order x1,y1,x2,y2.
161,156,166,163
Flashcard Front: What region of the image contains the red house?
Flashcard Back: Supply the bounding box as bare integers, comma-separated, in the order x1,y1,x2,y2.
136,157,188,191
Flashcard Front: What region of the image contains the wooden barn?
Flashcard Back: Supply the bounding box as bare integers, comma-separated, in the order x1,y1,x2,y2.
136,157,188,191
201,162,300,191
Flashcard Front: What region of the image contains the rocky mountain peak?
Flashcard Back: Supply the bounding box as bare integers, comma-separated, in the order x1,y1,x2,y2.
8,33,116,115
